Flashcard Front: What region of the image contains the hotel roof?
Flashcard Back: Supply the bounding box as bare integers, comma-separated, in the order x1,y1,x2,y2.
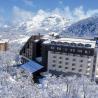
43,37,96,48
20,61,44,73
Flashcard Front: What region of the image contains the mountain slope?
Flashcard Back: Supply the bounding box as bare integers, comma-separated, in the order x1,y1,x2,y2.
62,16,98,38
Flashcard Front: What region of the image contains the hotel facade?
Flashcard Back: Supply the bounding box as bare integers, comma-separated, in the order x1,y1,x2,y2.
20,34,97,80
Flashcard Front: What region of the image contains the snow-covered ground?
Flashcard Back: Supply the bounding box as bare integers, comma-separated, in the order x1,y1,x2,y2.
0,33,97,98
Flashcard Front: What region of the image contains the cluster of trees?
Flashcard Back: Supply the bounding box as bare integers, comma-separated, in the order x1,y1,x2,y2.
0,60,98,98
0,34,98,98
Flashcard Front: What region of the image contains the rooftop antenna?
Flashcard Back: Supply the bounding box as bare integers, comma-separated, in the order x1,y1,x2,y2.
38,33,41,39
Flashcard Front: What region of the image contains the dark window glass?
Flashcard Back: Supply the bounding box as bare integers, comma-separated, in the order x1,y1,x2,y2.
59,66,62,68
87,66,90,68
78,43,84,47
79,69,82,72
59,57,62,59
26,44,29,48
64,42,69,46
51,41,56,44
72,63,75,66
66,58,69,60
53,60,56,63
59,61,62,64
70,43,76,46
72,68,75,70
65,62,68,65
65,67,68,69
85,44,91,47
80,60,83,62
53,56,56,58
80,64,83,67
58,42,63,45
73,59,76,61
52,65,55,67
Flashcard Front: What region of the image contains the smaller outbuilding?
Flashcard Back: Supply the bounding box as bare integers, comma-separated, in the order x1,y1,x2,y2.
0,39,8,51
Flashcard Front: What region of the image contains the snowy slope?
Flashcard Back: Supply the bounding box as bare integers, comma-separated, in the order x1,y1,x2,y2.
11,15,71,36
62,16,98,38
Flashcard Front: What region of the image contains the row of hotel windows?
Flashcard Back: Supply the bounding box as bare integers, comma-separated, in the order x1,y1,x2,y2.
51,41,92,48
50,46,92,54
52,59,91,64
52,64,91,68
50,51,93,57
52,55,92,60
52,65,91,74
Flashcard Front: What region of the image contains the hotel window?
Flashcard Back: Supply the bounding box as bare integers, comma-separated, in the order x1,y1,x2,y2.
70,49,75,52
80,64,83,67
70,49,73,52
26,44,29,48
72,68,75,70
85,50,88,54
58,42,63,45
51,46,55,49
77,49,82,53
65,67,68,69
65,48,68,52
65,58,69,60
87,66,90,70
72,63,75,66
59,66,62,68
80,60,83,63
88,61,91,63
85,44,91,48
78,43,84,47
52,65,56,67
57,47,61,51
73,58,76,61
70,43,76,47
65,62,69,65
59,57,62,59
64,42,69,46
53,56,56,58
59,61,62,64
78,69,82,72
53,60,56,63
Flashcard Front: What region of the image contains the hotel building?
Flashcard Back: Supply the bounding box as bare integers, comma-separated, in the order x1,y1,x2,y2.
20,34,97,80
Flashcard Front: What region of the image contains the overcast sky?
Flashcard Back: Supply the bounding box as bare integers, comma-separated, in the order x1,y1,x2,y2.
0,0,98,24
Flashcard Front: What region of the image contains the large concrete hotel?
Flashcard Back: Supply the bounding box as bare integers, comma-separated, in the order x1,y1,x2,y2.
20,34,98,80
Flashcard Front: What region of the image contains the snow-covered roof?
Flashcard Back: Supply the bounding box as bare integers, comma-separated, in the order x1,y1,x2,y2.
0,39,8,43
43,37,96,48
20,61,43,73
42,32,59,40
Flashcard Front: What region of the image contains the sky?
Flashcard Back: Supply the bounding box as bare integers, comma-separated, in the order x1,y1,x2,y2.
0,0,98,24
